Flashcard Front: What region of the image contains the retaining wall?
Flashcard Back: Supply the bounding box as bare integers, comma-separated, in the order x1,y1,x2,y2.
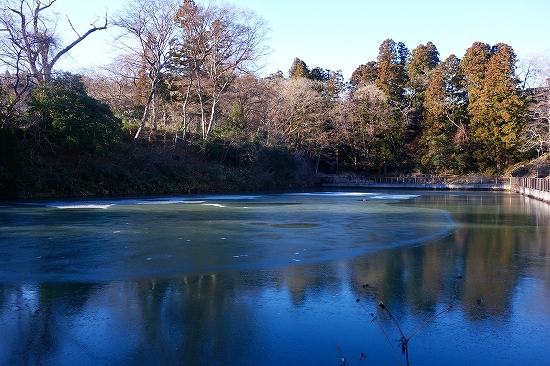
509,184,550,204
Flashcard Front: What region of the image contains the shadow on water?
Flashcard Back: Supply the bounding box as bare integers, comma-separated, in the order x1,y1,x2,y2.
0,191,549,365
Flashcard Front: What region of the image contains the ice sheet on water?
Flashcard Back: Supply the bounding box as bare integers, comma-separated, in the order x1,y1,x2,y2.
290,192,376,197
201,195,261,200
133,197,206,205
39,195,262,210
52,204,113,209
370,194,421,200
202,203,225,208
47,197,207,209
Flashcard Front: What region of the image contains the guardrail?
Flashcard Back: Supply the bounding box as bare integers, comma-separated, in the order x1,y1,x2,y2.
320,175,510,186
509,177,550,193
320,175,550,200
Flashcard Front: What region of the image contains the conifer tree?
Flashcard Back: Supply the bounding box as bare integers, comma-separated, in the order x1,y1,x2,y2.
407,42,440,117
288,58,311,79
422,55,471,173
460,42,491,109
376,39,409,104
466,43,528,171
350,61,378,86
372,39,411,171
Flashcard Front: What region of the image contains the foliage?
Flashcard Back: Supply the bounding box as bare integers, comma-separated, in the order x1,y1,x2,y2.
422,55,472,174
407,42,440,127
0,127,23,198
289,58,311,79
376,39,409,104
464,43,529,172
350,61,378,86
28,73,123,154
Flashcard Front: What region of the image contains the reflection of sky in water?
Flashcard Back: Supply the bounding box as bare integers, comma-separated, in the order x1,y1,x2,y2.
0,191,549,365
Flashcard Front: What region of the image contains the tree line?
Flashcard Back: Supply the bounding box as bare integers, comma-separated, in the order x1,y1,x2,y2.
0,0,549,197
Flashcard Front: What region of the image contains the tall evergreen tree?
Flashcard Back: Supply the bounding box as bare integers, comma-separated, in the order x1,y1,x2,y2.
405,42,441,164
422,55,472,173
350,61,378,86
460,42,491,108
309,67,329,82
466,43,528,171
373,39,411,170
288,58,311,79
407,42,440,115
376,39,409,104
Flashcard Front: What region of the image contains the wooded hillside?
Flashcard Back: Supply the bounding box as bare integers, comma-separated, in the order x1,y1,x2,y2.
0,0,548,198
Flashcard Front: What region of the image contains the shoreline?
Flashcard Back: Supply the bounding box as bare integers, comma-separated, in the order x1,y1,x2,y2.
322,180,550,204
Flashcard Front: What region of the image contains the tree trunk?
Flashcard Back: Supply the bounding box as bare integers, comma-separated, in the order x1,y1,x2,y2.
133,78,159,146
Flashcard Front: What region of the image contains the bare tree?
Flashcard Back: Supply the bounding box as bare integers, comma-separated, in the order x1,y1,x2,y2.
518,52,550,89
335,84,395,170
113,0,179,145
267,77,333,171
520,53,550,154
522,85,549,154
172,1,269,140
0,0,107,82
0,0,107,124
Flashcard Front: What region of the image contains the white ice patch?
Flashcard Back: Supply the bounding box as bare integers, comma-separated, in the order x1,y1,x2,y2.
371,195,421,200
49,197,208,208
136,199,205,205
291,192,376,197
203,195,260,200
201,203,225,208
54,204,113,209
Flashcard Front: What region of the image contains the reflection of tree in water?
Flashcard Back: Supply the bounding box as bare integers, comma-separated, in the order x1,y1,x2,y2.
127,274,259,364
0,275,261,365
350,192,550,323
1,283,95,365
351,245,457,319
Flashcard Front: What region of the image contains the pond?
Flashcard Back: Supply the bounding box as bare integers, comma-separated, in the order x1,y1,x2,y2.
0,191,549,365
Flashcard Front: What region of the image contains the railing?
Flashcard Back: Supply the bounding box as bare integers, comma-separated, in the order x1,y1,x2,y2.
359,176,510,185
321,174,510,186
321,175,550,192
320,174,550,203
509,177,550,193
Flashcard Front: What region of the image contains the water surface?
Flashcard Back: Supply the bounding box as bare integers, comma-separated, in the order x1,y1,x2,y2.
1,191,549,365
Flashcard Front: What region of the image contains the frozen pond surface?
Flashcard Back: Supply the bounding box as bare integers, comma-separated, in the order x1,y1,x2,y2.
1,190,549,365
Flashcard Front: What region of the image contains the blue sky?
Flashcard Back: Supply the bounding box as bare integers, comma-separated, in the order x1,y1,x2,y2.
56,0,550,80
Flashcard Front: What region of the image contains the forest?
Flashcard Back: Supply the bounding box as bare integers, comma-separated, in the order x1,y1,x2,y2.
0,0,549,199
